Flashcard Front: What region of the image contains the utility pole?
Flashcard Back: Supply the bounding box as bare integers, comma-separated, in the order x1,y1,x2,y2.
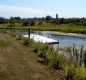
28,28,30,38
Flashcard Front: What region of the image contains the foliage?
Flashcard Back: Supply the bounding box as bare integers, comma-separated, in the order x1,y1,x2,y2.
0,17,7,24
74,67,86,80
0,40,9,47
84,51,86,67
9,17,16,27
10,32,17,37
46,15,52,20
48,51,64,70
22,21,29,26
38,21,43,25
30,21,35,26
16,34,22,40
0,70,9,80
0,16,86,27
34,42,48,58
22,38,29,46
66,65,75,80
33,42,67,69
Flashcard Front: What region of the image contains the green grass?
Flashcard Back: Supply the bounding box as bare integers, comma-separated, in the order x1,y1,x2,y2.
30,24,86,34
0,40,9,47
0,23,86,34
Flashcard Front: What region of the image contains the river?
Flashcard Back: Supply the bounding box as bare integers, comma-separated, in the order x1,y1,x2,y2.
20,31,86,46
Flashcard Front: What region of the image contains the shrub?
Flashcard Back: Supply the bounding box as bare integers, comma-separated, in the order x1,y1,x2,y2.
22,21,29,26
30,21,35,26
38,21,43,25
73,67,86,80
35,43,48,58
10,32,17,37
22,38,32,46
16,35,22,40
46,49,67,70
49,53,65,70
66,65,75,80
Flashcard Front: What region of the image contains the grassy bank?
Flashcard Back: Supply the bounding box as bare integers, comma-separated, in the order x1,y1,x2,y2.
30,24,86,34
0,23,86,34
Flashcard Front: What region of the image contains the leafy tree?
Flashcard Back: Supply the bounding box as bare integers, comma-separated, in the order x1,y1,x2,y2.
9,17,16,27
30,21,35,26
14,17,21,21
22,21,29,26
0,17,6,24
46,15,52,20
38,21,43,25
14,17,21,24
51,19,60,24
60,18,65,24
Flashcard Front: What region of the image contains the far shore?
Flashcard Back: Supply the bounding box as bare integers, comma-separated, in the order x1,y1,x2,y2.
38,31,86,38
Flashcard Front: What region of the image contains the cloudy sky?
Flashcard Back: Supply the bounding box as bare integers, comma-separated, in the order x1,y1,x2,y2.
0,0,86,18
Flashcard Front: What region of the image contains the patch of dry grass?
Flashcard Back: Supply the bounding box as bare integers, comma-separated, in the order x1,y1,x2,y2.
0,33,60,80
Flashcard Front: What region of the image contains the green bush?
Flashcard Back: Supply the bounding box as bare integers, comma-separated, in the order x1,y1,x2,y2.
22,38,33,46
49,53,65,70
65,65,75,80
10,32,17,37
35,43,48,58
16,35,22,40
74,67,86,80
65,65,86,80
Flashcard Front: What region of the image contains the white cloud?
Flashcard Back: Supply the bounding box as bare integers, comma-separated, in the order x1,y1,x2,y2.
0,5,55,18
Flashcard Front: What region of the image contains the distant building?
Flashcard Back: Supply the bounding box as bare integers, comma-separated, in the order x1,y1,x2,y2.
56,14,58,19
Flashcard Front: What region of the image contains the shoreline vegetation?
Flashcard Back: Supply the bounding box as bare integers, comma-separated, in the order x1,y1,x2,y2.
0,23,86,34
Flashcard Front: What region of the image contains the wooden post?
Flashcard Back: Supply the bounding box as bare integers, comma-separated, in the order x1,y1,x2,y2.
28,28,30,38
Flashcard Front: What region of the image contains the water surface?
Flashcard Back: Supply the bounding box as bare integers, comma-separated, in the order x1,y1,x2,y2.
20,31,86,46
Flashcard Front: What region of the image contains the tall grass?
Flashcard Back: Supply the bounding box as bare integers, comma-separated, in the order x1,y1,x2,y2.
0,23,86,34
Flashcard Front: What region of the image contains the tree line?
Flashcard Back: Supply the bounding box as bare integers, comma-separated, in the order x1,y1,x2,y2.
0,16,86,26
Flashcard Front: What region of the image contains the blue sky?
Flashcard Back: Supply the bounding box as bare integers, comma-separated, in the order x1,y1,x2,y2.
0,0,86,18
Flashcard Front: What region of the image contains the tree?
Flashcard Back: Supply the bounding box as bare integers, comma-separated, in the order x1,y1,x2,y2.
60,18,64,24
14,17,21,21
46,15,52,20
9,17,16,27
22,21,29,26
30,21,35,26
38,21,43,25
0,17,6,24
